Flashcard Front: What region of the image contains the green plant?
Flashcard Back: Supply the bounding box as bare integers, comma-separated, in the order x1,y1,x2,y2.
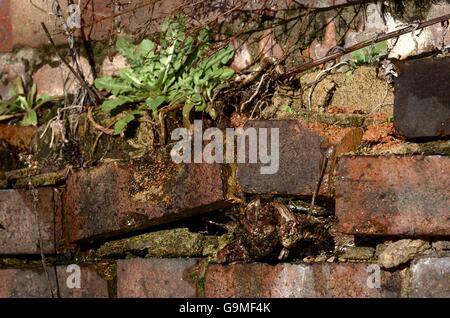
281,104,293,113
350,41,388,68
94,16,235,135
0,79,53,126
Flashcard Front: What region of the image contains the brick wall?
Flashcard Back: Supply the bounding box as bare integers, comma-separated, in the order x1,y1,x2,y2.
0,0,449,298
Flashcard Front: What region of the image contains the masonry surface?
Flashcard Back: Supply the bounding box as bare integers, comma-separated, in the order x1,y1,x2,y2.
0,0,449,298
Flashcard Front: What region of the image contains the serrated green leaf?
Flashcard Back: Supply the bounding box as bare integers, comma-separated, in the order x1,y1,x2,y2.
161,18,171,34
138,39,156,58
220,68,234,80
28,83,37,105
95,76,132,95
36,92,52,104
145,95,166,112
17,96,29,110
12,77,24,96
113,113,137,135
182,102,195,128
119,69,142,86
20,110,37,126
116,38,138,63
98,96,134,113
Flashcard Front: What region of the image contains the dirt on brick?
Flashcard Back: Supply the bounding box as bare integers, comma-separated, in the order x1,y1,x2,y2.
299,66,394,115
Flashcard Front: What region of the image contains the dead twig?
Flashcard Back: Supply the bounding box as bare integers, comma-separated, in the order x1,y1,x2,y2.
279,13,450,80
307,61,348,111
41,23,102,105
240,73,269,112
308,146,335,216
87,106,114,135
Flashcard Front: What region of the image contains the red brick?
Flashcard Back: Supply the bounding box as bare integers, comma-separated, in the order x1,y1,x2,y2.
410,257,450,298
0,124,36,152
0,0,12,52
0,268,55,298
0,266,109,298
0,188,62,255
204,263,401,298
0,17,12,52
0,140,17,171
236,120,362,197
0,58,27,100
80,0,114,41
56,265,109,298
118,0,182,37
10,0,67,48
32,57,94,97
117,258,197,298
64,151,230,242
363,123,396,143
336,155,450,236
309,18,337,60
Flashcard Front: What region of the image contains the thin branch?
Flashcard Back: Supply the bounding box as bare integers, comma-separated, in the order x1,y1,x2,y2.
279,13,450,80
87,106,114,135
41,23,102,105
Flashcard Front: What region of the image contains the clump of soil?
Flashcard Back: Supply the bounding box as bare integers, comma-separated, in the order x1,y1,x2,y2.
216,197,335,263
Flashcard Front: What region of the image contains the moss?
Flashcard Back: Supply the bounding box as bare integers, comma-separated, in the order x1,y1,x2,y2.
5,167,41,180
12,168,70,188
94,261,117,282
0,258,49,269
189,258,210,298
202,233,234,257
95,227,235,259
279,109,366,127
96,228,202,258
366,140,450,156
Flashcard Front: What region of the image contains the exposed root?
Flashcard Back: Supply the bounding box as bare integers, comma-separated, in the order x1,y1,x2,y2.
87,106,115,136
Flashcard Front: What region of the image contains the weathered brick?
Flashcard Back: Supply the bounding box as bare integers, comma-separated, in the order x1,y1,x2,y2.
10,0,68,48
64,151,230,242
80,0,114,41
0,266,109,298
236,120,363,197
295,0,348,7
56,266,109,298
117,258,197,298
394,57,450,139
32,57,94,97
0,57,27,100
204,263,401,298
0,188,62,255
0,0,12,52
0,124,36,151
410,257,450,298
0,268,55,298
0,140,17,171
336,155,450,236
118,0,182,37
309,18,337,60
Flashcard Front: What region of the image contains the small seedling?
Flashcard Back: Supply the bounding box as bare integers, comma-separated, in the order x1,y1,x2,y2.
350,41,388,68
0,79,54,126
